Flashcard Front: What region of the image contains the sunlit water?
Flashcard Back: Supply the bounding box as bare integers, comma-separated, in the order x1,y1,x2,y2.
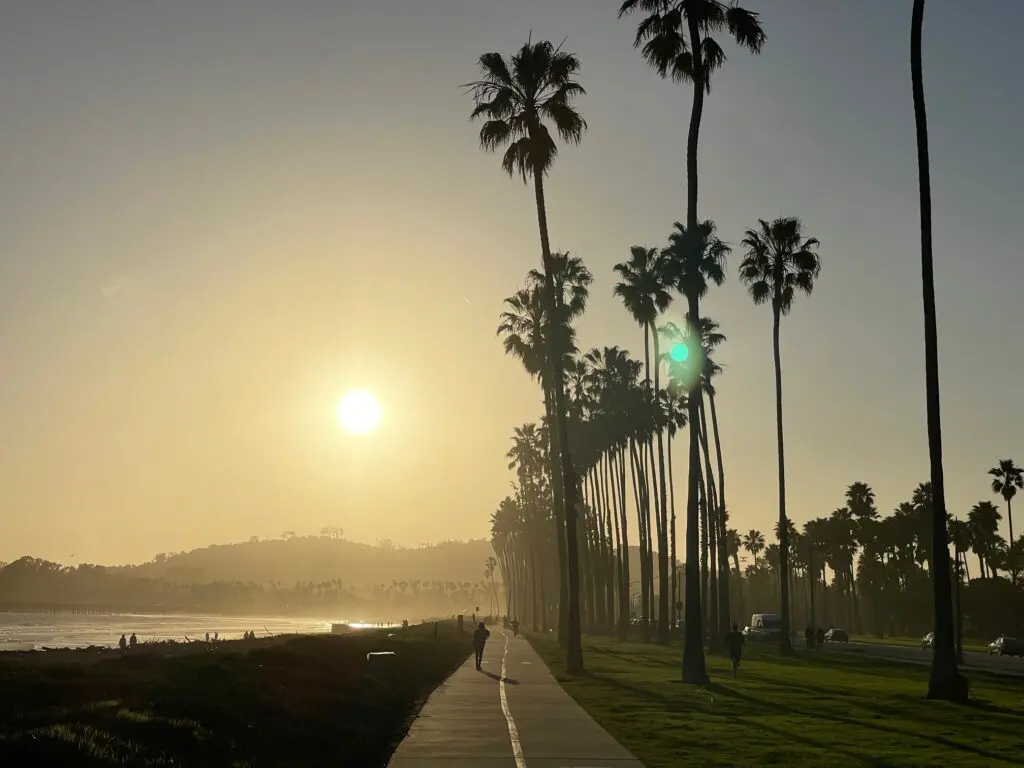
0,612,394,651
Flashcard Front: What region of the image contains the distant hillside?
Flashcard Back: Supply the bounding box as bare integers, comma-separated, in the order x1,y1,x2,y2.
124,535,498,588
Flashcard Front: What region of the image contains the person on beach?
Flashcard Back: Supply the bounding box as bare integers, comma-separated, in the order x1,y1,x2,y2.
118,634,127,651
725,623,745,677
129,632,138,648
472,622,490,671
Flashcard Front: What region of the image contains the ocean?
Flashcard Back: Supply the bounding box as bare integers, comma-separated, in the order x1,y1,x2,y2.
0,612,387,651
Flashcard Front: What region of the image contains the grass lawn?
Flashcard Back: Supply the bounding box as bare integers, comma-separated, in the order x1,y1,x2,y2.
850,634,990,653
0,623,469,767
531,635,1024,768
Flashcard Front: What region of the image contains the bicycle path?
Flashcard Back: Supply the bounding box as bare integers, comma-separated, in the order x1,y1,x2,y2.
388,628,645,767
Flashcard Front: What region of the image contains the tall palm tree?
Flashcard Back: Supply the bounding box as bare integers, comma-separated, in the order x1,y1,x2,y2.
529,253,594,642
743,530,765,565
989,459,1022,546
967,501,1002,578
614,245,674,642
910,0,966,702
739,216,821,655
467,39,588,673
660,219,728,681
620,0,764,685
497,283,576,641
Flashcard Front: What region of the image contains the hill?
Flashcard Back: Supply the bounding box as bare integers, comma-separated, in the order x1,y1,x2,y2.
124,535,498,589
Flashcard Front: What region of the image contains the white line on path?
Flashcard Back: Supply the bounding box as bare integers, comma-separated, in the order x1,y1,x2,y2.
500,631,527,768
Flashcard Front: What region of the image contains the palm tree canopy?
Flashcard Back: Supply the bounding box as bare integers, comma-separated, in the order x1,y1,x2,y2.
528,251,594,320
618,0,766,91
614,246,673,327
465,40,587,181
662,219,730,301
739,216,822,316
989,458,1023,502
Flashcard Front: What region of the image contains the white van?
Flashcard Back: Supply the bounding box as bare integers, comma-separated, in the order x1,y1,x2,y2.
747,613,782,640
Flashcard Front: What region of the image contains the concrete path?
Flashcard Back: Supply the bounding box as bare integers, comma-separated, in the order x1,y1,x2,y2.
388,629,645,768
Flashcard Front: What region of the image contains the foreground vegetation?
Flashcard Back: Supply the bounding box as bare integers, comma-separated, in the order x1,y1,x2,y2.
531,635,1023,767
0,624,469,767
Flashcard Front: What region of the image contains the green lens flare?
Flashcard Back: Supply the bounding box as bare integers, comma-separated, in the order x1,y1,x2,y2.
670,343,689,363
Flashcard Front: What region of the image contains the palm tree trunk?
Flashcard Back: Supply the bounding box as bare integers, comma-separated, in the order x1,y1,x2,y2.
682,297,707,684
911,0,965,701
630,439,651,640
651,323,671,644
668,431,678,631
617,447,632,638
708,391,732,634
698,396,724,650
771,308,793,655
680,12,708,686
532,170,583,674
542,387,570,647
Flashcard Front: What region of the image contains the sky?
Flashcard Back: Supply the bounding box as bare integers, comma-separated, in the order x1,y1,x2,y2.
1,0,1021,566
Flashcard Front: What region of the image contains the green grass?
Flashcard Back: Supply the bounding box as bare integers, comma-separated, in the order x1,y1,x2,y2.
0,624,469,767
531,635,1024,768
850,634,990,653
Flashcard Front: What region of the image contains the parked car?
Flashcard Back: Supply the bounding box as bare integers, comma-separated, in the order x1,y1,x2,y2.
921,631,935,649
824,628,849,643
988,636,1023,656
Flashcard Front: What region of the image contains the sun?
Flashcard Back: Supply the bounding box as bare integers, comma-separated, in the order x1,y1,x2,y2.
337,389,382,436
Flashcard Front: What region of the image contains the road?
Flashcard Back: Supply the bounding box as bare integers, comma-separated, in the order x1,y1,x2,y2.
821,640,1024,677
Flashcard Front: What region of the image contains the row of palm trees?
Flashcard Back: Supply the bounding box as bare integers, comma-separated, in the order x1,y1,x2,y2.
492,452,1024,649
469,0,971,701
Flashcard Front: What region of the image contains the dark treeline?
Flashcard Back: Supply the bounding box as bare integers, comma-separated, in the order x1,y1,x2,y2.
468,0,1017,700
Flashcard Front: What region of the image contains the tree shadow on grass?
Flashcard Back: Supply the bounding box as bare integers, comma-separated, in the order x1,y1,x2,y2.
707,682,1011,763
587,672,881,765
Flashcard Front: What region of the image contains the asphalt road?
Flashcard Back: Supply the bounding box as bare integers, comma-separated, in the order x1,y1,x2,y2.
821,640,1024,677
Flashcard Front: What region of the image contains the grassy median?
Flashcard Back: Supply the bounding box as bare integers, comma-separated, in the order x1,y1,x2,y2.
0,623,469,767
532,635,1024,768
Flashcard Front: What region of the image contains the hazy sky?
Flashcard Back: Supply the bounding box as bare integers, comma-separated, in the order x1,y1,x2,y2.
2,1,1021,565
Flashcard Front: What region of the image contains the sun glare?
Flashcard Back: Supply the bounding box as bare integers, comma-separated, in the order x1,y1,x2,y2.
337,389,382,436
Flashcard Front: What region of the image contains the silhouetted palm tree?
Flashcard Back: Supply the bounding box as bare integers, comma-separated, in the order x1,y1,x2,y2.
467,39,588,673
660,219,728,680
739,216,821,654
989,459,1022,546
910,0,966,702
743,530,765,565
620,0,764,685
614,245,674,642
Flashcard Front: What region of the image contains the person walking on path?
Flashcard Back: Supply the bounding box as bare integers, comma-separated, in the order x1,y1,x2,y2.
726,623,746,677
472,621,490,671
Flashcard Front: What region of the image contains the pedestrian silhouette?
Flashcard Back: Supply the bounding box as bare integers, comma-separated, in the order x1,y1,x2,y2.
472,622,491,670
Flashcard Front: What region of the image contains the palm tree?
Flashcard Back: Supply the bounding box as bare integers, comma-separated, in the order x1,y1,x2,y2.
620,0,764,685
467,40,588,673
967,501,1002,578
497,284,575,640
743,530,765,565
485,556,499,616
910,0,966,702
738,216,821,653
989,459,1022,546
659,219,729,681
614,245,674,642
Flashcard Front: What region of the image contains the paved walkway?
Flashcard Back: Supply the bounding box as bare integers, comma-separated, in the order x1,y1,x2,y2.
389,629,645,767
